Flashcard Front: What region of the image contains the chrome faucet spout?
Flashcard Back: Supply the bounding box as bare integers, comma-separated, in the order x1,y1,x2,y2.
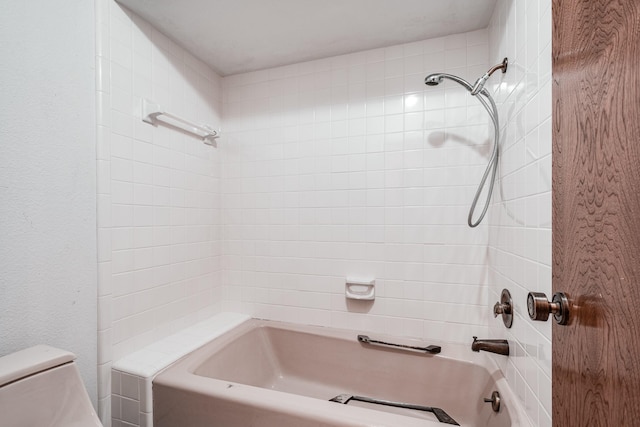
471,336,509,356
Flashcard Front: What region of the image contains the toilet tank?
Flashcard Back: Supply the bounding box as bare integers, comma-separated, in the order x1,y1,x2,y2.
0,345,102,427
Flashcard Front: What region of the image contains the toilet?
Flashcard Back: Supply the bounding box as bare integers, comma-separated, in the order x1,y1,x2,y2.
0,344,102,426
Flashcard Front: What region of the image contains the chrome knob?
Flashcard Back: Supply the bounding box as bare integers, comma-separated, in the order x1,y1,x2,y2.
493,302,510,316
527,291,570,325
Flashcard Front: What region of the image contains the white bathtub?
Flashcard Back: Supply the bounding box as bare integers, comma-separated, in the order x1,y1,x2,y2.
153,319,530,427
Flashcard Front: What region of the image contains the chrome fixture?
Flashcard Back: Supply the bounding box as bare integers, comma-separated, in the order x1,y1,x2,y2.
357,335,441,354
483,391,501,412
330,394,459,425
142,98,220,146
471,58,508,95
424,58,508,227
493,288,513,328
471,336,509,356
527,291,570,325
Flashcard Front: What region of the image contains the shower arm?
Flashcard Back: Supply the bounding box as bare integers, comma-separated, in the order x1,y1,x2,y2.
471,58,508,95
486,58,508,77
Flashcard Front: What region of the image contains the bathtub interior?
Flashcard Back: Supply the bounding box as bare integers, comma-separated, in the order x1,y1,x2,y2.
153,321,515,427
195,326,501,423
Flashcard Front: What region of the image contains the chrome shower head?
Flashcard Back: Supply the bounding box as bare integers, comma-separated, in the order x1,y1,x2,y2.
424,74,444,86
424,73,474,92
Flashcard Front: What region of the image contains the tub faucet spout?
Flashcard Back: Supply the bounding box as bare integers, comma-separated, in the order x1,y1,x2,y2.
471,336,509,356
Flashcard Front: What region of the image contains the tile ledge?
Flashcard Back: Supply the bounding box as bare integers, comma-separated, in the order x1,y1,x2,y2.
112,312,251,378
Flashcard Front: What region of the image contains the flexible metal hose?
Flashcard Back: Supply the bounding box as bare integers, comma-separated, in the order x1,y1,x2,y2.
423,73,500,228
466,91,499,228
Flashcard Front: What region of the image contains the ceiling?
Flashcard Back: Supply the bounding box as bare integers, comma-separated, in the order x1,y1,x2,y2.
117,0,498,76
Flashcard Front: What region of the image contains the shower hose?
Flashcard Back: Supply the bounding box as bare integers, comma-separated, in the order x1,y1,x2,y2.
425,73,501,227
467,88,499,228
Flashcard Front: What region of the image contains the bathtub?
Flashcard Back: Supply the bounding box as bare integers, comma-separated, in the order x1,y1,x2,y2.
153,319,530,427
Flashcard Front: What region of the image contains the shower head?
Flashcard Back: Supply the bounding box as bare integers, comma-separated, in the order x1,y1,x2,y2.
424,73,474,92
424,74,444,86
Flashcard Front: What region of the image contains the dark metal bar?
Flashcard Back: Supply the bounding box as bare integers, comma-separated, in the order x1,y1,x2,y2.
329,394,459,425
357,335,441,354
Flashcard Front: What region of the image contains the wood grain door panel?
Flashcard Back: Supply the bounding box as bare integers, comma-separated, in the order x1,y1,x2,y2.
552,0,640,425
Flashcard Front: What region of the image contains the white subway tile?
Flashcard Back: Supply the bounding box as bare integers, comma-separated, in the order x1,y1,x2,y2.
110,40,132,70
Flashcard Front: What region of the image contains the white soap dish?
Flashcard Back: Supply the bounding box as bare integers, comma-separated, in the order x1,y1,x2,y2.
345,278,375,301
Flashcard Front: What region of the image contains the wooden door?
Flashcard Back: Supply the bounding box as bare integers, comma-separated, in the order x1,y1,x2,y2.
552,0,640,425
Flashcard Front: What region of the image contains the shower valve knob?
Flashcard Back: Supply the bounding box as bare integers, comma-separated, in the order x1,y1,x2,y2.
493,301,511,316
493,289,513,328
527,292,570,325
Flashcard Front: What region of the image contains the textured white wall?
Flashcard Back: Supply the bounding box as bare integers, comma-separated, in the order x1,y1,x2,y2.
488,0,552,426
0,0,97,406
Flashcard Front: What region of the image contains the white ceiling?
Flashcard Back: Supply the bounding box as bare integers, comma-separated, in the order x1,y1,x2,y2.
117,0,498,76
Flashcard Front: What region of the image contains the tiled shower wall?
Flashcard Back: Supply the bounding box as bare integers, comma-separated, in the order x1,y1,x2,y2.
96,1,553,426
95,0,224,422
221,31,494,342
488,0,552,426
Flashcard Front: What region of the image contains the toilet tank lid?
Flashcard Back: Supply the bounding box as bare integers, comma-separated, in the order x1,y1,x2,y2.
0,345,76,387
